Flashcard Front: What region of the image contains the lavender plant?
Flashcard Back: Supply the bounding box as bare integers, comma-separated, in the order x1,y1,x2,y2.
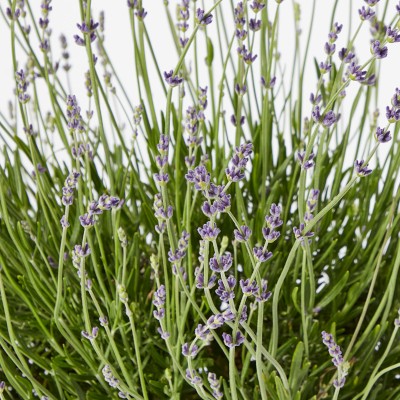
0,0,399,399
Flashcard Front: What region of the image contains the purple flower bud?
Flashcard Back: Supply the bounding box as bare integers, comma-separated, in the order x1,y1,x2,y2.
135,8,147,20
215,276,236,302
253,246,273,262
196,8,213,25
293,223,314,243
324,42,336,55
198,222,220,241
354,160,372,177
210,252,233,273
319,61,332,74
186,369,203,386
310,93,322,105
262,227,280,243
322,110,337,127
234,225,252,242
182,342,199,357
207,314,225,329
249,18,262,31
256,279,272,302
222,331,245,348
297,150,315,170
364,0,380,5
157,327,170,340
386,106,400,123
185,165,210,191
358,6,375,20
240,279,259,296
164,70,183,87
375,127,391,143
371,40,388,58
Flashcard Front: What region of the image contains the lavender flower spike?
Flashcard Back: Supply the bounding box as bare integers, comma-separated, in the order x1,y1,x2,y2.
321,331,349,388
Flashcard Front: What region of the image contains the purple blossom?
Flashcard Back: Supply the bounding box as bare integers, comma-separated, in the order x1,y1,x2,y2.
234,225,252,242
195,324,210,340
249,18,262,32
358,6,375,21
164,70,183,87
186,369,203,386
209,252,233,273
256,279,272,302
386,26,400,43
207,314,225,329
253,247,273,262
198,222,220,241
182,343,199,357
15,69,30,103
208,373,223,399
371,40,388,58
250,1,266,13
215,275,236,302
319,61,332,74
386,106,400,123
348,62,367,82
338,48,355,63
261,76,276,89
81,326,99,341
354,160,372,177
240,279,258,296
364,0,380,5
153,285,166,307
222,331,245,348
230,114,245,126
293,223,314,243
157,134,169,154
77,19,99,33
185,165,211,191
310,93,322,105
61,171,80,206
391,88,400,108
262,227,280,243
321,331,347,388
322,110,338,127
324,42,336,55
157,327,170,340
79,213,96,228
226,142,253,181
135,8,147,20
195,268,217,289
196,8,213,25
297,150,315,170
375,127,391,143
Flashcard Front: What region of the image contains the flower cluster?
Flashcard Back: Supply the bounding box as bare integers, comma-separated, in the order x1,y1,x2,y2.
74,18,98,46
195,8,213,26
208,373,223,399
321,331,349,388
385,88,400,125
371,40,388,59
305,189,319,223
164,70,183,87
226,142,253,181
312,105,338,128
81,326,98,341
60,171,80,226
72,243,91,270
297,149,315,170
354,160,372,177
153,285,169,339
79,194,121,228
222,330,245,348
15,69,30,104
38,0,52,52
